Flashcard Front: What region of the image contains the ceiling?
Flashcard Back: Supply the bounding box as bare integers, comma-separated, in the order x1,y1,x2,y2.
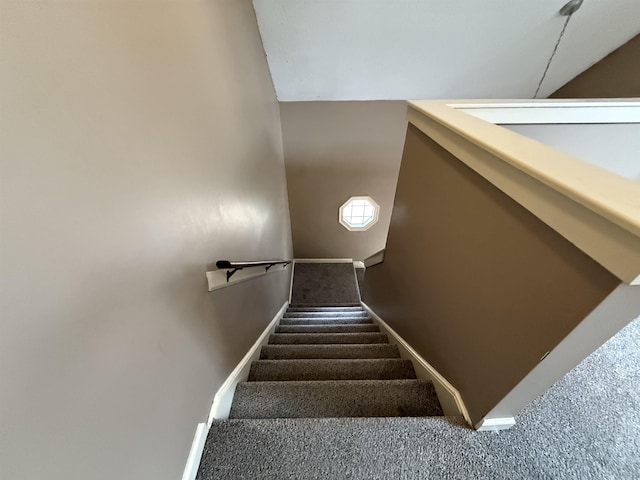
252,0,640,101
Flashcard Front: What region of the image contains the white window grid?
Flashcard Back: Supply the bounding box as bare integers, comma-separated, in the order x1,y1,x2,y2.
339,196,380,231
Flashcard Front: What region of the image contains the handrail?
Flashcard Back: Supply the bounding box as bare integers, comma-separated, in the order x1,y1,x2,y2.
216,259,291,282
406,100,640,285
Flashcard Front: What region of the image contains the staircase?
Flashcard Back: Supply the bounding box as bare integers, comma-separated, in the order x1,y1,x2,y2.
196,263,450,479
229,303,442,419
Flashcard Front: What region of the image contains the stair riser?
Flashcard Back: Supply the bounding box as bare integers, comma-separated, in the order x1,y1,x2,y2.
283,317,371,322
269,333,388,344
279,318,373,325
260,344,400,360
288,303,361,308
275,325,379,334
230,380,443,418
287,307,365,313
284,313,369,319
248,359,416,381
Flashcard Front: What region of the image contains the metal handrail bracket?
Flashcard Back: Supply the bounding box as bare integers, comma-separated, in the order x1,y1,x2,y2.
215,259,291,282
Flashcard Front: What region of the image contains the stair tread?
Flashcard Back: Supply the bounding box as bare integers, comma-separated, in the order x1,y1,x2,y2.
260,344,400,359
289,303,362,308
229,379,443,418
275,324,379,334
282,316,372,322
280,318,374,325
287,307,365,312
248,358,416,381
198,417,468,479
284,311,369,318
269,332,388,344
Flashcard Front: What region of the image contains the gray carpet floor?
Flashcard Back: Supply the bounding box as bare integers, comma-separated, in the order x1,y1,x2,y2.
198,315,640,479
291,263,361,304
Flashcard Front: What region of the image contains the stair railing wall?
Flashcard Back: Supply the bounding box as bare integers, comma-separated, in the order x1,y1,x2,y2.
361,100,640,428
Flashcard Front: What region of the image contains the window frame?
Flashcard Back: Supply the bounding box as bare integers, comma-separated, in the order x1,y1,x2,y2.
339,196,380,231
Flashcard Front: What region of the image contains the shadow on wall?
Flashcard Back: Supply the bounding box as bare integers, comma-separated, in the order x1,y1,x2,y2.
198,267,291,381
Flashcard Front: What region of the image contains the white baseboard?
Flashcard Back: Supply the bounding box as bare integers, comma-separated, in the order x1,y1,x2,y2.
207,300,288,424
181,423,209,480
353,261,365,269
363,249,385,268
475,417,516,431
288,260,296,303
181,301,288,480
361,302,473,427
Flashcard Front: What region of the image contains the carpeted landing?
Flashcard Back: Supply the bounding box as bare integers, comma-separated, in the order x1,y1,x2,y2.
290,262,362,305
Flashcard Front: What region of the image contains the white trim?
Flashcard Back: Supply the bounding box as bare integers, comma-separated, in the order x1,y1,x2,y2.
475,417,516,431
181,423,208,480
353,261,365,269
294,258,354,263
448,100,640,124
448,100,640,108
182,301,288,478
206,263,290,292
361,302,473,427
407,101,640,285
207,301,288,424
288,260,296,303
363,249,385,268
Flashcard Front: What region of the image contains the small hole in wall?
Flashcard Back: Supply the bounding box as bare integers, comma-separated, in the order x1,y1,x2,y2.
339,196,380,231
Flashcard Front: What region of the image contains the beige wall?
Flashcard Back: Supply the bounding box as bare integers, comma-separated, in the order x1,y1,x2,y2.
279,35,638,261
551,34,640,98
0,1,292,479
280,101,407,260
363,125,620,423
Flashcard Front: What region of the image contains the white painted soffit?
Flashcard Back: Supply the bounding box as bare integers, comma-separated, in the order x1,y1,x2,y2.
449,99,640,124
253,0,640,102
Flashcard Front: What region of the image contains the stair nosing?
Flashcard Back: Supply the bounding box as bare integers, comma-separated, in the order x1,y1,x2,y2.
252,358,411,365
235,379,432,392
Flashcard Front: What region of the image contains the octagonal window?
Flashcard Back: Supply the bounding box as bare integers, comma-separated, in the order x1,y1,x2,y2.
339,196,380,231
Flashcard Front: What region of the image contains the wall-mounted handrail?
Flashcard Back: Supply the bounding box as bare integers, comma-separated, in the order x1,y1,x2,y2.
216,259,291,282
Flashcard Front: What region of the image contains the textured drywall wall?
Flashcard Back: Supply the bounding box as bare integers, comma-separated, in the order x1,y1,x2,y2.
253,0,640,100
551,34,640,98
504,124,640,182
0,1,292,479
281,101,407,260
363,124,619,423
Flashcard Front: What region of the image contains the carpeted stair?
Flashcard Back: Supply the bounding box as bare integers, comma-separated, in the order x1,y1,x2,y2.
230,302,442,418
197,264,447,479
230,379,443,418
